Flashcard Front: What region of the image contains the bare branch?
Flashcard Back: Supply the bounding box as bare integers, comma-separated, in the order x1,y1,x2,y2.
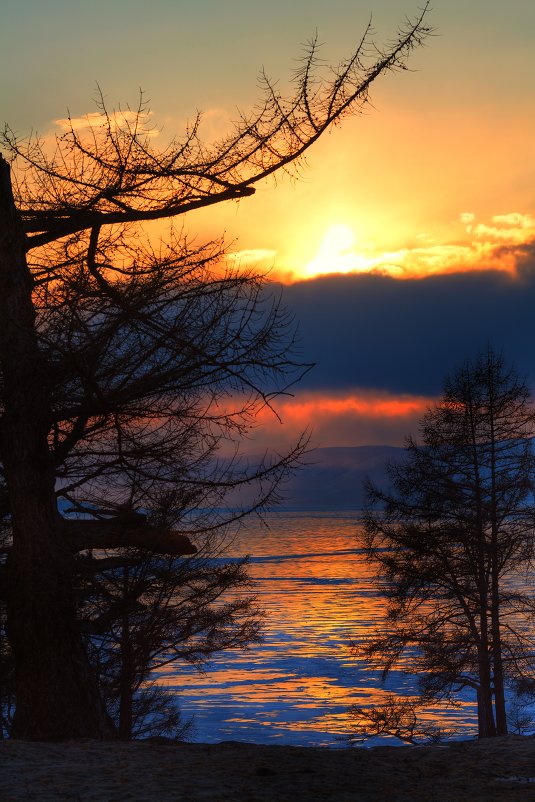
1,5,433,250
64,516,197,556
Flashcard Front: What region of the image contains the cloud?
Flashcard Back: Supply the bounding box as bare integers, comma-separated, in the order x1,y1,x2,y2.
473,222,535,243
389,212,535,277
275,211,535,283
54,109,159,136
459,212,475,225
492,213,535,229
460,210,535,252
249,245,535,449
245,391,432,452
227,248,277,267
281,266,535,395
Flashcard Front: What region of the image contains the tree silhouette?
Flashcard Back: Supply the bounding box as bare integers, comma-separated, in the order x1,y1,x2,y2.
360,349,535,738
0,479,13,738
347,695,453,745
0,6,431,740
79,494,263,740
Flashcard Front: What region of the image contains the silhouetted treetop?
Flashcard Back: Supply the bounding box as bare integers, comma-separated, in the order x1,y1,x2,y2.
2,4,432,249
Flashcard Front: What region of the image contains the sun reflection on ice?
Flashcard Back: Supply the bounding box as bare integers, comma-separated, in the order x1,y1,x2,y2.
157,514,479,746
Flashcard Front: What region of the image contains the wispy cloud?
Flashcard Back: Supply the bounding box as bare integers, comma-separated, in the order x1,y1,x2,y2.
226,248,277,267
470,212,535,244
394,211,535,276
491,213,535,229
54,109,159,136
247,390,433,450
277,211,535,283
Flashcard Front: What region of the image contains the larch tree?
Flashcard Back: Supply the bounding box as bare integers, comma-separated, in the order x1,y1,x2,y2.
359,349,535,740
0,7,431,740
78,492,263,741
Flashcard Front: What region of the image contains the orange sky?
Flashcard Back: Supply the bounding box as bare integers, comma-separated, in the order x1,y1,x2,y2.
199,96,535,284
5,2,534,289
3,0,535,448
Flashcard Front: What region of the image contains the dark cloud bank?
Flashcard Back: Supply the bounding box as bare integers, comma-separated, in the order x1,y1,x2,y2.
283,266,535,394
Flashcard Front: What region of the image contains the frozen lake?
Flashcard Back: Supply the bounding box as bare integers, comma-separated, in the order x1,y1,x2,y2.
159,512,478,746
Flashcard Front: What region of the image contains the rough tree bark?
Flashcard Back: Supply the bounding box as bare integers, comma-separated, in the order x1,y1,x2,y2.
0,157,115,739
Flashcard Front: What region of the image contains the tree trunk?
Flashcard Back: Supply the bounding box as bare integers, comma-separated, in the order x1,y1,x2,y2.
118,569,134,740
118,660,134,740
476,670,496,737
487,384,508,737
491,572,508,735
0,156,115,740
466,396,496,738
477,608,496,738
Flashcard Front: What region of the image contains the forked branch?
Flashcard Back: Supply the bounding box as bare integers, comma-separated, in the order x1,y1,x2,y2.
1,4,432,250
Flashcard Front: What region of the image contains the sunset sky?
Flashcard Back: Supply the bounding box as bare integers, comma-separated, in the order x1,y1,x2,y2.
2,0,535,451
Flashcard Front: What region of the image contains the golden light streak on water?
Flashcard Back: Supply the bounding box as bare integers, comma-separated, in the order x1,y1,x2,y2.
159,512,479,746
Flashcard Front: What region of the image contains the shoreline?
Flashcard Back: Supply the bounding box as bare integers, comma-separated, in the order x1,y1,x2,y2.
2,734,535,801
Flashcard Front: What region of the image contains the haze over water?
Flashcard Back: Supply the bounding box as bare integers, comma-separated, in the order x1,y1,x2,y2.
161,513,479,746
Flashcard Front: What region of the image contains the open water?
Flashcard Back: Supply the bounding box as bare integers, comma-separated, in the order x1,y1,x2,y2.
159,512,479,746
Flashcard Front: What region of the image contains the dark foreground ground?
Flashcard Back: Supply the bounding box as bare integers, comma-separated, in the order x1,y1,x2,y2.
2,735,535,801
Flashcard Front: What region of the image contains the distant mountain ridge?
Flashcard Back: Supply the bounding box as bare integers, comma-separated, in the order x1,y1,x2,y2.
281,445,403,510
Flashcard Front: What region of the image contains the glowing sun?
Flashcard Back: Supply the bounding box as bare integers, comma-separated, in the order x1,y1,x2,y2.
303,224,365,278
